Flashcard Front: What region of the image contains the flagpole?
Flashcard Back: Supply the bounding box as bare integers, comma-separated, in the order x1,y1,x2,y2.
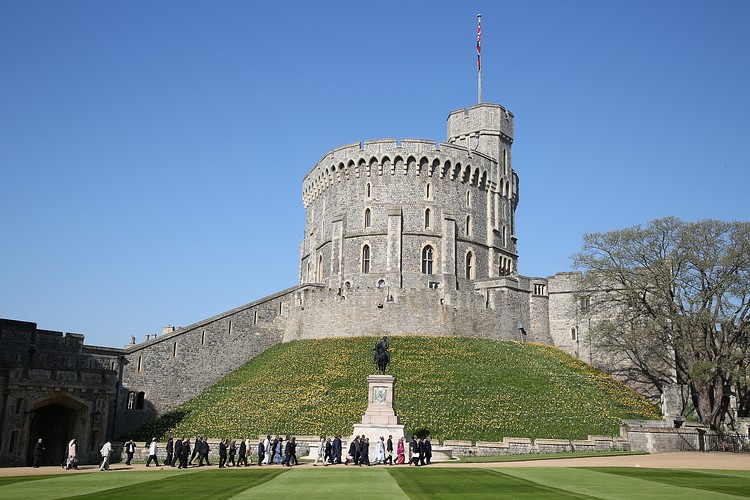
477,14,482,104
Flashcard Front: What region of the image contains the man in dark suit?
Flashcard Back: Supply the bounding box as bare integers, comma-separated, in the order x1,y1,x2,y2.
199,437,210,466
165,437,174,467
172,438,182,467
219,439,227,468
179,438,190,469
238,439,247,466
332,434,342,464
190,436,201,465
385,435,393,465
257,438,265,466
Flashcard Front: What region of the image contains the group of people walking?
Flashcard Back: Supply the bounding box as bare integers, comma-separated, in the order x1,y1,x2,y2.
56,432,433,470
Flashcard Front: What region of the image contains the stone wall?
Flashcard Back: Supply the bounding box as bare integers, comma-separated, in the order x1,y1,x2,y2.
115,287,300,438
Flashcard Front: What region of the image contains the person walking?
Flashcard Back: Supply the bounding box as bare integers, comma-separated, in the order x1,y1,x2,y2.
219,439,228,468
99,441,112,471
172,438,182,467
32,438,45,468
198,437,210,466
165,437,174,467
125,439,137,466
385,435,393,465
397,437,405,464
424,437,432,465
227,440,237,467
264,435,272,465
324,437,333,465
237,438,247,467
274,437,283,464
257,438,265,466
332,434,342,464
145,438,159,467
66,438,78,470
313,436,325,466
179,438,190,469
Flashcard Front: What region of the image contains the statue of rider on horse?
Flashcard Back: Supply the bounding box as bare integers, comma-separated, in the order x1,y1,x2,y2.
373,336,390,375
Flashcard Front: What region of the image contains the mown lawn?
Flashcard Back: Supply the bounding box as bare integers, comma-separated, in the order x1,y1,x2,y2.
131,336,659,442
1,466,749,500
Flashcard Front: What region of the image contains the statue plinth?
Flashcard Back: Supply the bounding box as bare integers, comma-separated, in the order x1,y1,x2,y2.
351,375,404,461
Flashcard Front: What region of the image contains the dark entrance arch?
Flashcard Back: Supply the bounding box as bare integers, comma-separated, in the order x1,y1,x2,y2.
26,397,83,466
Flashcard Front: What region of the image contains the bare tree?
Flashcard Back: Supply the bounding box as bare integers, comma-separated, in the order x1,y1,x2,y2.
573,217,750,429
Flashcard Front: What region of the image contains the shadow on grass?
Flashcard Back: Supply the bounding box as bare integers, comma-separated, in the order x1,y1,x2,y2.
591,468,750,498
66,468,286,499
388,467,593,499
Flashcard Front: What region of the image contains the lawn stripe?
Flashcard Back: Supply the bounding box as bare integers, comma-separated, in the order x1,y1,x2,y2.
497,467,741,500
229,466,409,499
0,469,193,500
590,467,750,497
388,467,595,499
68,468,286,499
0,474,68,487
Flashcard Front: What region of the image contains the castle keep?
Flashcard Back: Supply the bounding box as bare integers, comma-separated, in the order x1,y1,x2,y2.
0,102,589,465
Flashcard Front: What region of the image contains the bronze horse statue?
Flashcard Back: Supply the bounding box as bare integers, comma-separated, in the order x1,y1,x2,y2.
373,336,390,374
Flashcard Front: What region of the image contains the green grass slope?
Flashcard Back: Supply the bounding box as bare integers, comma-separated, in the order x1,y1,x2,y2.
130,337,659,442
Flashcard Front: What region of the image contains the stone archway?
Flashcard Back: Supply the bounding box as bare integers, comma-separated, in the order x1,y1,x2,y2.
26,396,86,466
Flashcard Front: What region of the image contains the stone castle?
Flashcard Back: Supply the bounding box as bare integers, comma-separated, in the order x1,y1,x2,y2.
0,101,594,466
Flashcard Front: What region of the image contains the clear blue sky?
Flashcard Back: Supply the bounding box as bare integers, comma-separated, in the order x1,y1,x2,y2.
2,1,748,347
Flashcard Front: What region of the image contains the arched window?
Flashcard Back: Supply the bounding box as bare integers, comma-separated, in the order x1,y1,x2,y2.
571,327,578,341
466,215,472,236
364,208,371,228
421,246,434,274
424,208,431,229
317,255,324,282
136,391,145,410
362,245,371,274
466,252,474,279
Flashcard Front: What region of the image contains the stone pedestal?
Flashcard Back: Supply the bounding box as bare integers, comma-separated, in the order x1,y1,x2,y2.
351,375,404,462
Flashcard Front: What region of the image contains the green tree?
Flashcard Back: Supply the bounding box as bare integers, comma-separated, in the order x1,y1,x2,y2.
573,217,750,429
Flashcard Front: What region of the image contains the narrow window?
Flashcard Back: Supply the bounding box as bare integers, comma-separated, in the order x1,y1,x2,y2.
172,341,177,358
425,183,431,199
137,356,143,372
362,245,371,274
14,398,22,415
317,255,324,282
466,215,472,236
366,182,371,198
424,208,431,229
466,190,471,207
571,328,578,341
580,297,590,314
364,208,371,228
421,246,434,274
254,311,258,325
9,430,18,454
201,330,206,346
466,252,474,279
228,320,232,335
136,392,145,410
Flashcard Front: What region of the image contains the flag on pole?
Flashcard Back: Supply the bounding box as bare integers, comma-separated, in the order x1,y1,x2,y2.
477,15,481,72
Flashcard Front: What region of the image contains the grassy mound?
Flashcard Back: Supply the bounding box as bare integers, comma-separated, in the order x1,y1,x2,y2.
130,336,659,442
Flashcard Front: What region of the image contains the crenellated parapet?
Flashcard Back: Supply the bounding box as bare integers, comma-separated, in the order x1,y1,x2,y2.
302,139,502,209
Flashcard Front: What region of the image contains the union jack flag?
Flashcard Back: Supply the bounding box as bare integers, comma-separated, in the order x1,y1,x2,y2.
477,16,481,71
